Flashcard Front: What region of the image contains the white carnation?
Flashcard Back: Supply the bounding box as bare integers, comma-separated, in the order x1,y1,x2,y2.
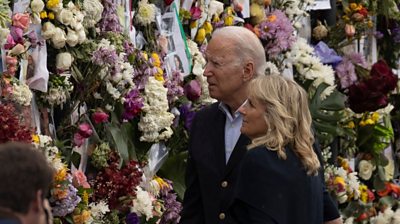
31,0,45,13
12,83,32,106
131,187,154,221
56,52,74,70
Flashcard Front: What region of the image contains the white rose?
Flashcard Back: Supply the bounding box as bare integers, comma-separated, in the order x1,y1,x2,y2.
71,20,83,31
51,28,66,49
358,160,375,180
0,28,10,45
66,29,79,47
30,0,45,13
77,29,86,43
57,9,73,25
41,22,56,39
56,52,73,70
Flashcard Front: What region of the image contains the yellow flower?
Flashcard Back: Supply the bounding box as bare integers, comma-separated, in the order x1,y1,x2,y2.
54,167,68,182
349,3,358,11
73,210,91,224
371,112,380,122
367,20,373,28
154,176,169,189
155,68,164,81
40,11,47,19
48,12,55,20
203,21,213,35
32,134,40,144
359,184,368,203
365,118,375,125
226,7,233,16
224,15,234,26
267,14,276,22
190,21,197,29
344,7,351,14
151,53,161,67
359,120,366,127
334,176,346,188
195,28,206,43
342,15,350,22
345,121,355,129
82,191,89,205
46,0,59,9
142,51,149,61
212,14,220,23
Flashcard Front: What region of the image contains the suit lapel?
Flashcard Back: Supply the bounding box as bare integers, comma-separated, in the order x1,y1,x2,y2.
224,134,250,176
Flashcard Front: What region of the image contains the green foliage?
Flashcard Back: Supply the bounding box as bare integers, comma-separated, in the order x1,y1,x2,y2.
158,151,188,200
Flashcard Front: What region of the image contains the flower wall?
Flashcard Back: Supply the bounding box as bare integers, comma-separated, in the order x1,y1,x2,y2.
0,0,399,222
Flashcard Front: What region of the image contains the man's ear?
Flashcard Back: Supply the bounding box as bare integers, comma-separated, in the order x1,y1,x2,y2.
31,190,44,213
243,61,255,82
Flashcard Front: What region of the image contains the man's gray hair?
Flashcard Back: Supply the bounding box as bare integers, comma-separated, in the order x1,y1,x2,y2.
212,26,267,77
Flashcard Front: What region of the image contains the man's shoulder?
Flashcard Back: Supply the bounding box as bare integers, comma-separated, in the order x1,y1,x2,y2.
195,102,220,118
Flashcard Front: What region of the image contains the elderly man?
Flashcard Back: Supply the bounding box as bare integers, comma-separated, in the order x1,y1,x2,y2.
180,26,342,224
0,142,54,224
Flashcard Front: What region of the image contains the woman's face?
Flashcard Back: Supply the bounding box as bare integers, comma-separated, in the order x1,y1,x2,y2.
239,97,268,139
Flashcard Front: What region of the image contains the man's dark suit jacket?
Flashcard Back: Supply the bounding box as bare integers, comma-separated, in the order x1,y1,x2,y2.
231,146,324,224
179,102,339,224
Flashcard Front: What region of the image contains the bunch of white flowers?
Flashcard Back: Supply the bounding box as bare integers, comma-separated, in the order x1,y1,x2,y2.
370,208,400,224
82,0,104,28
11,83,32,106
286,37,336,99
88,200,110,223
131,186,154,221
136,0,156,26
138,77,174,142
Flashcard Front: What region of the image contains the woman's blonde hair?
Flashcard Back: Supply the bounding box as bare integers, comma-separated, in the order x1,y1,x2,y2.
247,75,320,175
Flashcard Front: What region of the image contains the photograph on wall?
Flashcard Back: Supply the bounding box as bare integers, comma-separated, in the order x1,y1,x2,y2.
158,2,191,77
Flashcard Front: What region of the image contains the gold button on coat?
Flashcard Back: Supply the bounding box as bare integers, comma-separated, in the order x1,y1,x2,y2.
221,181,228,188
219,213,226,220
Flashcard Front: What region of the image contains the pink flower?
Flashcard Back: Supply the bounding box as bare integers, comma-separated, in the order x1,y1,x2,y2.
4,35,15,50
190,7,202,20
6,65,17,76
184,80,201,101
92,110,109,124
72,170,90,188
73,133,85,146
78,123,93,138
12,13,30,30
6,56,18,66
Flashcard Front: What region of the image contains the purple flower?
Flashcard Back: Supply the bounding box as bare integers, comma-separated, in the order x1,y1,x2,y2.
159,180,182,224
50,175,81,217
179,103,196,130
184,80,201,101
258,10,295,58
10,26,23,44
4,34,16,50
126,213,140,224
314,41,342,65
27,30,38,48
92,47,119,66
99,0,123,33
122,89,144,121
164,71,184,103
335,59,357,89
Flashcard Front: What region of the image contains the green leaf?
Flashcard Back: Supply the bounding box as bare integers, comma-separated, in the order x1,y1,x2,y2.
158,151,188,200
71,151,81,169
107,112,137,167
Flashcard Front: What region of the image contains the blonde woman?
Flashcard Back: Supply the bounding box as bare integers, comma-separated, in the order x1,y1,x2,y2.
231,75,337,224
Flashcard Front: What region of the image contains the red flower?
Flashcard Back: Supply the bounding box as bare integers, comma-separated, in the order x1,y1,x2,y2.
358,7,368,17
164,0,173,5
190,7,202,20
0,104,32,143
92,110,109,124
366,60,398,94
78,123,93,138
